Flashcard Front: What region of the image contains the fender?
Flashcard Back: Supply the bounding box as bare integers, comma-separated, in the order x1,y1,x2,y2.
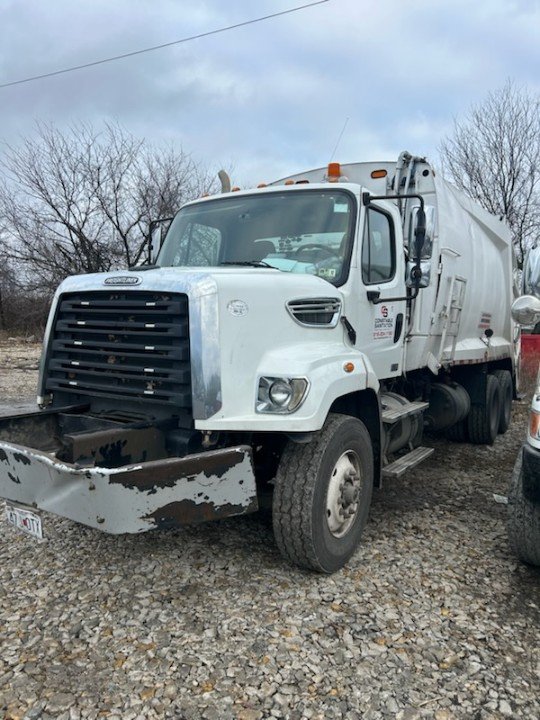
196,342,380,432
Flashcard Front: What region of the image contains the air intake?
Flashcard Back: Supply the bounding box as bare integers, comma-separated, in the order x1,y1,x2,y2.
287,298,342,327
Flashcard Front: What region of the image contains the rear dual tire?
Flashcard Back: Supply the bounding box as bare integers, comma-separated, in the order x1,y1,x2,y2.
468,374,500,445
492,369,512,434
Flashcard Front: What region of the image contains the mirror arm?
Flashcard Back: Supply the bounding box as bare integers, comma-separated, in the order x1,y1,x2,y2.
367,286,420,305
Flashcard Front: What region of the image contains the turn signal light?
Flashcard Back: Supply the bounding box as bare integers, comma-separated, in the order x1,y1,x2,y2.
371,169,387,179
344,362,355,373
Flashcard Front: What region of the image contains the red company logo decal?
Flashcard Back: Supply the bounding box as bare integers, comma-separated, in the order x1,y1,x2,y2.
381,306,388,318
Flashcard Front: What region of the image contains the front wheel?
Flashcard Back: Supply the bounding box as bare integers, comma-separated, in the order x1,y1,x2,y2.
508,450,540,566
272,413,374,573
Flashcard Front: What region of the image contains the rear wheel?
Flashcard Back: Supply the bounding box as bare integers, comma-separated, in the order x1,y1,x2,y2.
507,450,540,566
445,419,469,442
272,413,373,573
492,369,513,434
468,374,500,445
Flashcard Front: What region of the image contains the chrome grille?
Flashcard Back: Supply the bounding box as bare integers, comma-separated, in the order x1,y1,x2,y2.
45,291,191,407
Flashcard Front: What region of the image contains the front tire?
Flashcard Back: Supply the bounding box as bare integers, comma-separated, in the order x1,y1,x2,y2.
508,450,540,566
272,413,374,573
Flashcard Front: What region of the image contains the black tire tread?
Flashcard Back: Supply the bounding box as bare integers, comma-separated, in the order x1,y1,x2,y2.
507,450,540,566
445,419,468,442
468,374,500,445
492,369,513,434
272,413,371,573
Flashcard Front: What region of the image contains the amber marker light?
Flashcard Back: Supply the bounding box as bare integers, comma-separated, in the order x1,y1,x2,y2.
370,169,387,179
257,183,267,188
231,186,240,192
284,179,295,185
530,410,540,440
344,362,355,373
327,162,341,182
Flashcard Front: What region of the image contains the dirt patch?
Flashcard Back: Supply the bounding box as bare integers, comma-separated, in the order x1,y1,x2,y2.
0,338,42,406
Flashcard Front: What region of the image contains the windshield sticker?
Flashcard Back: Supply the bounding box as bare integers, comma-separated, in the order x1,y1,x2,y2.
373,304,395,339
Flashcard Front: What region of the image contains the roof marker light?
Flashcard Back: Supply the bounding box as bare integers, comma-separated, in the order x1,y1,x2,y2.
327,162,341,182
284,179,295,185
257,183,267,188
231,186,240,192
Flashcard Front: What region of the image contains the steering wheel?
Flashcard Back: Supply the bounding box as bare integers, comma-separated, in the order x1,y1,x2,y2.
295,243,336,259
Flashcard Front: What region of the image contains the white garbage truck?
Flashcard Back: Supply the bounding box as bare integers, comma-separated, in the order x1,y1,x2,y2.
0,151,517,572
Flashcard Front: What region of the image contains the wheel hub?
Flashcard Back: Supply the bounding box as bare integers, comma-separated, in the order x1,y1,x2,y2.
326,451,362,537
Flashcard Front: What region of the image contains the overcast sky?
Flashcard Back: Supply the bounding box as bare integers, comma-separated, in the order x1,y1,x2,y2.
1,0,539,185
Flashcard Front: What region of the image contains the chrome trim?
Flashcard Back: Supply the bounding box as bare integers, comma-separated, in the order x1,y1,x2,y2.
286,297,342,328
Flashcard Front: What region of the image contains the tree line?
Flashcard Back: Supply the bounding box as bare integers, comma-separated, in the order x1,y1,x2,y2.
1,80,539,334
0,122,217,332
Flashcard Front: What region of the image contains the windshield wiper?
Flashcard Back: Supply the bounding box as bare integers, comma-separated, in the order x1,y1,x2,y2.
219,260,275,268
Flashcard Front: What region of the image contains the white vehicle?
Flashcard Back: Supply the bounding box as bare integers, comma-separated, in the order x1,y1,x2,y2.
508,247,540,566
0,152,517,572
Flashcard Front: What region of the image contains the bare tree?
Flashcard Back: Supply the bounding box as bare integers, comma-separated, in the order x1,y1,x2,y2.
439,80,540,267
0,122,217,294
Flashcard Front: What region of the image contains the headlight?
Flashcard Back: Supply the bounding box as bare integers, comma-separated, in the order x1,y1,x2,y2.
257,376,309,414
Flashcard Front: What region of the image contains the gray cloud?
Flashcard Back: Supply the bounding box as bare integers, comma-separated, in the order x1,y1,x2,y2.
1,0,539,185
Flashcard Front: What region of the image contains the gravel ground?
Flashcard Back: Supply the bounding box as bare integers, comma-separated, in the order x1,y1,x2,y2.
0,340,539,720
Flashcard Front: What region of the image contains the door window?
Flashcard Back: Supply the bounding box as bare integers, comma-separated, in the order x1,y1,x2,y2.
362,208,395,284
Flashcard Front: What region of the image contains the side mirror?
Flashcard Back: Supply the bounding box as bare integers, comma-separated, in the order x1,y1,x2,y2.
414,206,426,259
406,259,431,288
511,295,540,326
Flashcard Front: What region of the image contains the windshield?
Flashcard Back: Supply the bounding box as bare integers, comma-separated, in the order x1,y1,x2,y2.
158,189,356,286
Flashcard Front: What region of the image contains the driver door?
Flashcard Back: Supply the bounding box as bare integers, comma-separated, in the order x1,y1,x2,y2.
354,202,406,380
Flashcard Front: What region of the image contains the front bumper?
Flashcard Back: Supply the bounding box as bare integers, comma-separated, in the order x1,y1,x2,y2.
0,418,257,533
522,442,540,505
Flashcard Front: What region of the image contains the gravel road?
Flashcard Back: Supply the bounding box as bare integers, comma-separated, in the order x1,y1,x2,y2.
0,340,538,720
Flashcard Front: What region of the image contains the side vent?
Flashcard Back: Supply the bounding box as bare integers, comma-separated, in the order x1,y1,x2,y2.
287,298,342,328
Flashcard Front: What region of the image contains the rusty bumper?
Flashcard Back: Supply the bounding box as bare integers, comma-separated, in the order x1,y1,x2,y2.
0,440,258,534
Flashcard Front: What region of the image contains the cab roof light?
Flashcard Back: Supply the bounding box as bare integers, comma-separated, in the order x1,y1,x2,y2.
295,179,310,184
284,179,295,186
327,162,341,182
370,169,388,179
231,186,241,192
257,182,268,188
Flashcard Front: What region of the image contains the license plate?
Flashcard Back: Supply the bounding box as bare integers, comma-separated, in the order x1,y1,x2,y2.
5,503,43,539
